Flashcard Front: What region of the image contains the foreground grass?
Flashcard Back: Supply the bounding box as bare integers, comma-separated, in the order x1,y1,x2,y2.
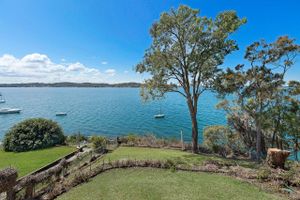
0,146,75,177
58,168,281,200
100,147,257,168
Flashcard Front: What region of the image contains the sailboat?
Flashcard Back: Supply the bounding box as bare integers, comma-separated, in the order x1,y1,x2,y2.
154,101,165,118
0,93,5,103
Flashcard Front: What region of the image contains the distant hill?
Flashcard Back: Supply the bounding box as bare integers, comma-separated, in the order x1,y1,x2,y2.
0,82,142,88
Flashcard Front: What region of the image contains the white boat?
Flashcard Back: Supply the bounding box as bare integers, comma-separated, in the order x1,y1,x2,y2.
154,114,165,118
56,112,67,116
0,108,21,114
0,93,5,103
154,101,165,119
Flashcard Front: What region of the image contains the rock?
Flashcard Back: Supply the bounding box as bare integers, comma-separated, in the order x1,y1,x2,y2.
266,148,290,169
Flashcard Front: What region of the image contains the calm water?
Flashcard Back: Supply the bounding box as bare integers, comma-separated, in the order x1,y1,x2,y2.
0,87,226,142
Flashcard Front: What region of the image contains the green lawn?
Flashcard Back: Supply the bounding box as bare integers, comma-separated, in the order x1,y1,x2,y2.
57,168,281,200
0,146,75,177
100,147,256,168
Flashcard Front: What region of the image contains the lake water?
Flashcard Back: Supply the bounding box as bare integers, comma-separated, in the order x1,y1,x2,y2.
0,87,226,142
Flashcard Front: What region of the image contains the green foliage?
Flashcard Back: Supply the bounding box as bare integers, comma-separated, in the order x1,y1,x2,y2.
90,136,107,149
215,36,300,159
117,134,182,148
117,134,139,146
203,125,245,157
66,133,88,145
126,133,139,145
3,118,65,152
257,167,271,181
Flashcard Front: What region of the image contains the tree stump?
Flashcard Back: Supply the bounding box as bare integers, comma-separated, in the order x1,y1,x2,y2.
266,148,290,169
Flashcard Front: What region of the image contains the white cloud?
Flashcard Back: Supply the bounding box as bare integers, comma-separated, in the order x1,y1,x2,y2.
0,53,110,83
101,61,108,65
67,62,86,72
124,70,129,74
105,69,116,76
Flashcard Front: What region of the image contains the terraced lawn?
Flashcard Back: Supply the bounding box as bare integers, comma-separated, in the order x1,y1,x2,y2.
57,168,282,200
0,146,75,177
100,147,257,168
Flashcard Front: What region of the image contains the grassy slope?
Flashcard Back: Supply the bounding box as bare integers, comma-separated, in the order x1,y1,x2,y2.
58,168,281,200
100,147,257,168
0,146,75,177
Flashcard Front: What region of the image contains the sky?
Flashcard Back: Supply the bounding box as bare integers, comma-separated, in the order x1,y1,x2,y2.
0,0,299,83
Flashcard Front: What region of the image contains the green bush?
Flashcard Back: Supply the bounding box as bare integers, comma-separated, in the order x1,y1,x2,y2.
203,125,245,157
3,118,65,152
257,167,271,181
117,134,139,146
90,136,106,149
66,133,88,145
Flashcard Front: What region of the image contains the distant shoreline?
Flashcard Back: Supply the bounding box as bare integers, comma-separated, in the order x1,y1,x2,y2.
0,82,142,88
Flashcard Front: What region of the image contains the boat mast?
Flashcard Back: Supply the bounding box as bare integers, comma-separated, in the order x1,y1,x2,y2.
159,101,162,114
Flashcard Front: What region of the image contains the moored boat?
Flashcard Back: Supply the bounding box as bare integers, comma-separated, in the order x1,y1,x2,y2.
56,112,67,116
0,108,21,114
154,101,165,119
154,114,165,118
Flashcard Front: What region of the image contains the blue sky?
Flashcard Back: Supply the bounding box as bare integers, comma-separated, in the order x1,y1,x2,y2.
0,0,299,83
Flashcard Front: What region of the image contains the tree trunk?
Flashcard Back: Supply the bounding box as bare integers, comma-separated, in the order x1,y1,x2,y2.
6,190,16,200
187,98,198,153
261,134,267,155
271,131,276,147
256,121,262,161
294,138,299,161
191,111,198,153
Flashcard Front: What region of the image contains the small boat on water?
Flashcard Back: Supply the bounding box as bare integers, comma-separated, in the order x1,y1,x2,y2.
56,112,67,116
154,114,165,118
0,93,5,103
154,101,165,119
0,108,21,114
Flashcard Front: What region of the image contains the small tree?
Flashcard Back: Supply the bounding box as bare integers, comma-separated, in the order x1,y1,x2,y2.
203,125,244,157
136,5,246,153
90,136,106,149
284,82,300,161
3,118,65,152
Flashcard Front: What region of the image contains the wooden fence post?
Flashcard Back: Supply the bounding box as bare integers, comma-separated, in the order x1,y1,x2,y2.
6,189,16,200
25,184,34,199
0,168,18,200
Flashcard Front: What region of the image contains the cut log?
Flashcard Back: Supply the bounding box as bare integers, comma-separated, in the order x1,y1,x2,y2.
266,148,290,169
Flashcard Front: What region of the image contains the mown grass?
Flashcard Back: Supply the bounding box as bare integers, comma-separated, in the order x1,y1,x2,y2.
100,147,257,168
0,146,75,177
57,168,282,200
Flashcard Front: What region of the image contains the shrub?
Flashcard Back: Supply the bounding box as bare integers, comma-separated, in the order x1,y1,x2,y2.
126,134,138,146
3,118,65,152
257,167,271,181
281,162,300,186
117,134,139,146
203,125,245,157
65,133,87,145
90,136,106,149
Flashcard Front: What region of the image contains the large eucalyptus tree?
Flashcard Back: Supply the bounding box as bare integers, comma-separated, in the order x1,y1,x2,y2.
216,36,300,160
136,5,246,153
